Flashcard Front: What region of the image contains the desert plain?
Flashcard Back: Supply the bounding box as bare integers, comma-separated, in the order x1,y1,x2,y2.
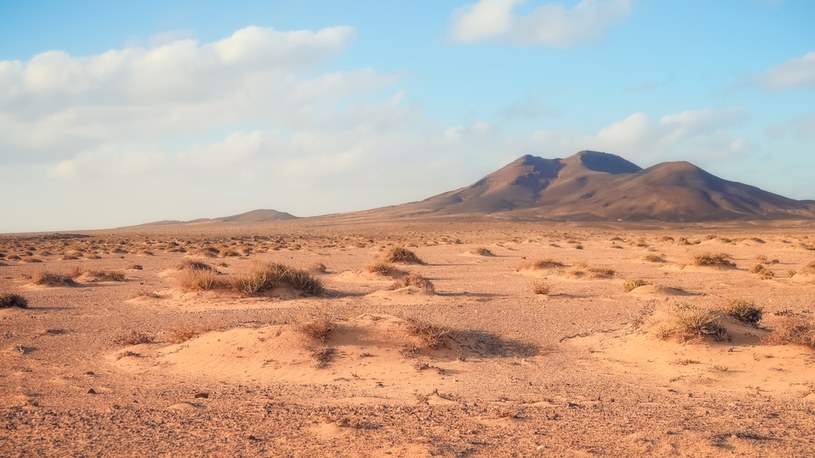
2,219,815,456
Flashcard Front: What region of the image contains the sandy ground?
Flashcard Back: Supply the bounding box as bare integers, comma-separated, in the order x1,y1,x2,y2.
2,220,815,456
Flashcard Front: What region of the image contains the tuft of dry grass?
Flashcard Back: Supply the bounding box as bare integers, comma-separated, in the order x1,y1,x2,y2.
230,263,324,296
655,304,728,342
389,273,435,294
384,247,425,265
765,317,815,349
407,319,450,349
311,347,337,368
170,326,209,344
517,259,565,271
643,254,665,263
177,268,223,291
0,293,28,309
177,260,216,272
471,247,494,256
117,331,156,346
692,253,736,269
720,299,763,325
299,318,334,343
366,262,401,277
532,281,550,295
75,269,126,282
31,271,78,287
623,278,652,292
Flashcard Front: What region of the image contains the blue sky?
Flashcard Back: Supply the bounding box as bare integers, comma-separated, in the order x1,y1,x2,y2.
0,0,813,232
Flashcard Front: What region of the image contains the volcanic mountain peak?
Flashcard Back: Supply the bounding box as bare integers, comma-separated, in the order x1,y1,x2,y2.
569,150,642,174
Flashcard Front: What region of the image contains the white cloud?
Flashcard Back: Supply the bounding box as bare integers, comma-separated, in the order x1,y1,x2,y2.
0,25,366,162
450,0,632,48
759,51,815,90
766,114,815,142
513,107,750,164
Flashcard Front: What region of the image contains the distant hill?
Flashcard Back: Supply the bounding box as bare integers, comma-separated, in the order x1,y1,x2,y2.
133,209,297,227
367,150,815,221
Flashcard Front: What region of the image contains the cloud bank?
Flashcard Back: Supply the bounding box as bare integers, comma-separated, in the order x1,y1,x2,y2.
449,0,632,47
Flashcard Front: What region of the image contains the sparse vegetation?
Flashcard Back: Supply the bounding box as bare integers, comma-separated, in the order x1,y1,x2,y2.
384,247,425,265
298,318,334,343
366,262,401,277
643,254,665,263
389,273,435,294
407,319,450,349
532,281,550,295
0,293,29,309
311,347,337,368
177,268,222,291
471,247,494,256
117,331,156,346
656,304,728,342
721,299,763,325
623,278,651,292
765,317,815,349
177,260,216,272
517,259,564,271
178,262,323,296
74,269,126,282
170,326,209,344
31,271,78,287
692,253,736,269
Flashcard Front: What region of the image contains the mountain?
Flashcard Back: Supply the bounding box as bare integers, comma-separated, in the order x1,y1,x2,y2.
132,209,297,227
377,150,814,221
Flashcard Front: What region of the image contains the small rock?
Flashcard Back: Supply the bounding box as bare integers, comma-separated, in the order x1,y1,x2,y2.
87,388,97,394
194,392,209,399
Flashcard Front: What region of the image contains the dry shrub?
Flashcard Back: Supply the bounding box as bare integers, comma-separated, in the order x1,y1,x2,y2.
408,319,450,349
389,273,435,294
367,262,398,276
177,260,216,272
177,268,223,291
517,259,564,271
587,267,615,279
721,299,763,325
311,347,337,368
765,317,815,349
31,271,78,287
299,318,334,343
79,270,126,282
471,247,494,256
170,326,208,344
692,253,736,269
117,331,155,346
532,281,550,295
749,264,766,274
643,254,665,263
623,278,651,292
656,304,728,342
0,293,28,309
230,263,324,296
384,247,425,265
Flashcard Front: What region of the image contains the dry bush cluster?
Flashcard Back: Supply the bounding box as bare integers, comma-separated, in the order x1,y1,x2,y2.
31,271,78,287
389,273,435,294
532,281,550,295
0,293,29,309
117,331,156,346
177,262,323,296
655,303,728,342
720,299,763,325
408,319,450,349
298,318,334,343
765,317,815,349
471,247,494,256
384,247,425,265
517,259,565,271
623,278,651,292
692,253,736,269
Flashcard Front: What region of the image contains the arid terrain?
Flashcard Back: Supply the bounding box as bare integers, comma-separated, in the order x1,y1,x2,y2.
2,219,815,456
